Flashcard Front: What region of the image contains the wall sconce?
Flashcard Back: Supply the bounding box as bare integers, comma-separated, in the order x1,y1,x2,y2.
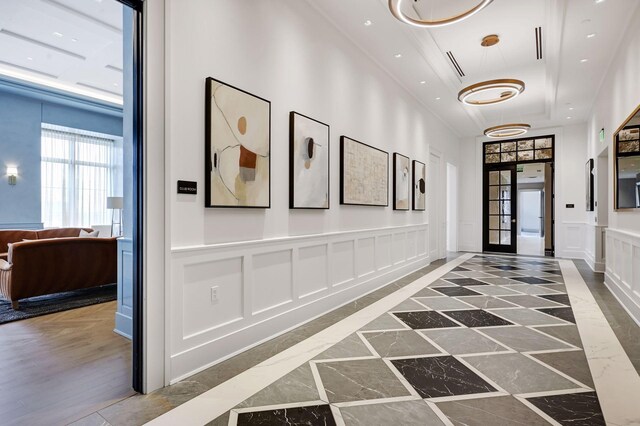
7,167,17,185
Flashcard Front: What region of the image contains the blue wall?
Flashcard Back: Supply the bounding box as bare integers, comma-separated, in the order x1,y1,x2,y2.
0,88,123,229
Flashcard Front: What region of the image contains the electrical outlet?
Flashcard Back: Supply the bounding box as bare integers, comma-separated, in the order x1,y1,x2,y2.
211,286,219,304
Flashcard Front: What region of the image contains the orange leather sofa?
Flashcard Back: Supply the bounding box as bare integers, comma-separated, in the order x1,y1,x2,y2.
0,228,117,310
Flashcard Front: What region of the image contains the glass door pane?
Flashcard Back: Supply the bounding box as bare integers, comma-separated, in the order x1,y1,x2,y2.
484,165,517,253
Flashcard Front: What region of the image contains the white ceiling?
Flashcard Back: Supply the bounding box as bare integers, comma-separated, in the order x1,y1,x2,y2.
308,0,640,137
0,0,123,105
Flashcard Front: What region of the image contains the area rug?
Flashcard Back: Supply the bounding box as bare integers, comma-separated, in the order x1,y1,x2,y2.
0,284,117,324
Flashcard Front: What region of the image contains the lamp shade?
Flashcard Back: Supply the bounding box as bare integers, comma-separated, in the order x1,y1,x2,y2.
6,167,18,176
107,196,124,209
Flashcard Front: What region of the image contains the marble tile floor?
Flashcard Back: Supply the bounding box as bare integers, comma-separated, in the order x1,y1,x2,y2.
72,254,640,425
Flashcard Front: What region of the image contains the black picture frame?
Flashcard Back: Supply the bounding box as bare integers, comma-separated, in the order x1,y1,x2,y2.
586,159,594,211
412,160,426,211
393,153,410,211
340,136,389,207
289,112,330,210
205,77,271,208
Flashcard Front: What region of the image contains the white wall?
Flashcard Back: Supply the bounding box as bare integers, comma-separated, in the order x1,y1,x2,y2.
587,6,640,324
458,124,589,257
158,0,460,384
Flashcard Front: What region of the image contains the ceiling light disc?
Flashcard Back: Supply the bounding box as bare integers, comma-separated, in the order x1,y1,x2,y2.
458,79,525,106
388,0,494,28
484,123,531,138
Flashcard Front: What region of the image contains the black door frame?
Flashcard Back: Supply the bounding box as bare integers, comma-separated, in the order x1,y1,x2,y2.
483,164,518,253
482,135,556,257
115,0,144,393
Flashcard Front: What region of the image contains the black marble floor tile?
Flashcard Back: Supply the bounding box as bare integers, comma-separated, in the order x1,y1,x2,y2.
444,278,490,287
432,287,483,297
236,404,336,426
491,265,524,271
391,356,496,399
442,309,514,328
453,266,470,272
542,269,562,275
526,392,604,426
393,311,461,330
537,307,576,323
539,294,571,306
512,276,555,285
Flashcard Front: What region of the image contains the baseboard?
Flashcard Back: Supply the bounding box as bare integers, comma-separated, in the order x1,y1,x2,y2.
604,272,640,328
114,311,132,339
169,255,431,383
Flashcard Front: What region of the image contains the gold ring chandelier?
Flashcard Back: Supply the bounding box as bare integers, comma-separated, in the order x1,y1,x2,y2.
388,0,494,28
458,79,525,106
484,124,531,139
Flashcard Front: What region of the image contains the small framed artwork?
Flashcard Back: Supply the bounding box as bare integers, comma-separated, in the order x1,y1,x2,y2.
340,136,389,207
585,159,594,211
412,160,426,211
205,77,271,208
393,153,410,211
289,112,330,209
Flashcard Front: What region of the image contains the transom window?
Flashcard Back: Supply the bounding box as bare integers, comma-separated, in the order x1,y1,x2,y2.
484,136,554,164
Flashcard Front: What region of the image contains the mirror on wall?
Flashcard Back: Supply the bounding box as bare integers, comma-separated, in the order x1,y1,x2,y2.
614,105,640,209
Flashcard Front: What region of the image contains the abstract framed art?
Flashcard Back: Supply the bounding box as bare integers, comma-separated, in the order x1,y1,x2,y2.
289,112,330,209
340,136,389,207
393,153,410,211
412,160,426,211
205,77,271,208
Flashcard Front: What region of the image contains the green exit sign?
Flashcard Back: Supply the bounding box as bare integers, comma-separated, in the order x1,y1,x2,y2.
599,128,605,142
517,165,524,172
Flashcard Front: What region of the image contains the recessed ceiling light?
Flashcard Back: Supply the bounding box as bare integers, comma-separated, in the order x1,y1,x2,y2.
364,20,372,26
26,57,33,61
420,80,426,85
71,38,78,42
394,53,402,58
435,97,441,100
587,33,596,38
595,0,605,3
580,58,588,63
567,116,573,119
113,83,119,87
569,107,574,110
53,32,63,37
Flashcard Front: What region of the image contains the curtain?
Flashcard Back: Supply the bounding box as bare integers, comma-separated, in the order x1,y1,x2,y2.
41,124,120,228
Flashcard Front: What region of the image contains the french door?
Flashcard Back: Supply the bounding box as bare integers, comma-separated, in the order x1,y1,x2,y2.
483,165,517,253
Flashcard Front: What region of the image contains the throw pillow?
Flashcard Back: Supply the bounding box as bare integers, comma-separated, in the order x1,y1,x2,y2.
80,229,99,238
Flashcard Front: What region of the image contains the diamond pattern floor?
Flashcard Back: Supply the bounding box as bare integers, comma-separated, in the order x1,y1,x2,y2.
215,255,604,425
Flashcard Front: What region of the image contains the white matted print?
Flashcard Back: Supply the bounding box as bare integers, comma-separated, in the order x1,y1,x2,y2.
340,136,389,207
413,160,426,211
205,77,271,208
393,153,410,211
289,112,330,209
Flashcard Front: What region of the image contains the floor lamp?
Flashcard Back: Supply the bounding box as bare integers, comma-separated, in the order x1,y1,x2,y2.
107,196,124,237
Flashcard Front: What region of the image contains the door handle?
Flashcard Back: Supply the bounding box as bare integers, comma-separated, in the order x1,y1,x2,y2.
512,219,517,223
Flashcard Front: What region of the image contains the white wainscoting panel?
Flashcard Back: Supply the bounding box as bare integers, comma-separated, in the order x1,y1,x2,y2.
557,222,587,259
605,228,640,326
115,238,133,339
585,225,607,272
458,221,477,252
169,224,430,382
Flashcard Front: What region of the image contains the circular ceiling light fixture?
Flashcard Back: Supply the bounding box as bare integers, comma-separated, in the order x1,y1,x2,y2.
484,123,531,139
388,0,493,28
458,79,525,106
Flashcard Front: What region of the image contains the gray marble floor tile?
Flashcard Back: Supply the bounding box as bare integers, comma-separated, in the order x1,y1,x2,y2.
473,285,523,296
478,277,526,286
442,272,465,279
411,287,441,297
503,284,562,296
532,350,594,388
315,359,411,403
533,325,583,348
314,333,373,360
454,271,496,278
205,412,230,426
540,284,567,292
427,279,459,288
421,328,508,355
68,413,112,426
459,296,518,309
498,295,566,308
340,399,445,426
463,353,581,394
483,271,525,278
413,297,475,310
480,326,573,352
236,363,320,408
359,313,407,331
390,299,427,312
488,308,568,326
362,330,440,357
437,395,551,426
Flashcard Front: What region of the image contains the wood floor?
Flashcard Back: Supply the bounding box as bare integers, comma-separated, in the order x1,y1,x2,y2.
0,301,135,425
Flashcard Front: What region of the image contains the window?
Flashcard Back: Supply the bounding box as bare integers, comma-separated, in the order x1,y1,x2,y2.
41,124,121,228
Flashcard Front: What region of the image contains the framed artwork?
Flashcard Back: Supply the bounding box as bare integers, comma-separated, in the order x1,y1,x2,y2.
393,153,410,210
205,77,271,208
412,160,426,211
585,159,594,211
340,136,389,207
289,112,330,209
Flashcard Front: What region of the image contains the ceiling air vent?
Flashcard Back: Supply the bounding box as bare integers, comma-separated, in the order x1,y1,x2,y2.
446,51,465,77
535,27,543,60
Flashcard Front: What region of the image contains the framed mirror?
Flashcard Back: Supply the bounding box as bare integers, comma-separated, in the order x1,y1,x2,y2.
614,104,640,210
